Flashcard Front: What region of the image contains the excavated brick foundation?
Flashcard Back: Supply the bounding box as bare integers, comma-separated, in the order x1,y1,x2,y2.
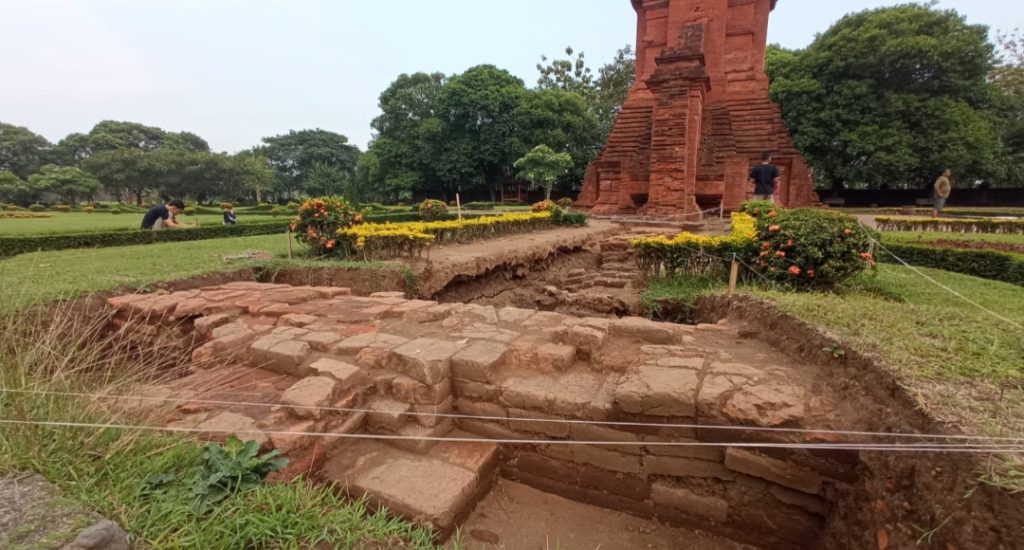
107,282,864,548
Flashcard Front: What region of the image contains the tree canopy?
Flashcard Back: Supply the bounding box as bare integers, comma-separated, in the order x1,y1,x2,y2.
767,5,1005,190
254,129,361,200
0,123,53,179
514,145,574,200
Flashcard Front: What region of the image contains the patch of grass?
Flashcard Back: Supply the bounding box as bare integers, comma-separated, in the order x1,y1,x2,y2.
642,276,726,321
0,234,290,310
882,230,1024,247
0,301,443,549
0,212,277,236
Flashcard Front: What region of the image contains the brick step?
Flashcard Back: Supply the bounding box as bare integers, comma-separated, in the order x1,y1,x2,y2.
322,437,499,540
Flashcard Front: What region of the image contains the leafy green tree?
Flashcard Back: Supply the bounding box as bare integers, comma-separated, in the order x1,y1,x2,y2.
83,149,154,205
27,165,101,204
435,65,529,200
990,30,1024,186
255,129,361,200
0,170,30,205
537,45,635,138
53,132,93,166
517,89,601,193
0,123,53,178
768,5,998,190
514,145,574,200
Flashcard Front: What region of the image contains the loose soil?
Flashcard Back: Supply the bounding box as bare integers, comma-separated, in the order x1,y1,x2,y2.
457,480,753,550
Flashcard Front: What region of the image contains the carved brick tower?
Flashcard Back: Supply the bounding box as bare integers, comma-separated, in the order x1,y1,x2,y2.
577,0,818,218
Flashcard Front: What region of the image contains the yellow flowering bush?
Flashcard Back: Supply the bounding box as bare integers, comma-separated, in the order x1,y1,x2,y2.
632,213,757,277
336,211,554,260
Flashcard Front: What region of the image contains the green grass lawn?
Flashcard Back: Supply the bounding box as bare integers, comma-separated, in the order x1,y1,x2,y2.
0,212,279,236
0,234,291,310
758,266,1024,440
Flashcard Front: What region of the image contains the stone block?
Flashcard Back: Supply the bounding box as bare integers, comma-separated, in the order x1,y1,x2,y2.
265,340,312,376
497,307,536,325
270,420,317,453
280,313,318,327
451,341,508,383
411,397,454,428
547,371,606,417
722,383,806,427
535,343,576,371
367,398,412,432
500,377,553,410
609,317,687,345
453,379,502,401
309,358,368,390
392,338,463,385
392,375,452,405
281,377,338,419
508,408,570,438
644,437,723,462
197,412,267,447
570,423,642,455
369,291,406,299
457,418,525,440
571,445,642,475
724,449,824,495
311,286,352,298
650,482,728,522
643,455,734,480
577,466,650,500
355,346,392,369
193,314,231,337
332,332,409,355
613,367,699,417
454,399,508,423
389,419,455,454
300,331,343,352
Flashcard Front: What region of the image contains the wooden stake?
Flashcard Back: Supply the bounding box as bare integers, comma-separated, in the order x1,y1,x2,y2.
456,192,463,220
286,228,293,259
728,257,740,295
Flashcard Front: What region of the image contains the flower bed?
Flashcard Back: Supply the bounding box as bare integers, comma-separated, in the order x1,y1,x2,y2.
632,213,758,278
875,217,1024,235
336,212,554,260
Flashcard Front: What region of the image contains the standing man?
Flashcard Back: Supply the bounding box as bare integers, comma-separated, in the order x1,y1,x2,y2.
141,199,189,230
748,151,781,203
933,168,952,218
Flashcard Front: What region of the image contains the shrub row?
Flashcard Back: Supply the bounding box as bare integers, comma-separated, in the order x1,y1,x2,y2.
335,212,555,260
875,217,1024,234
632,213,758,278
0,221,287,258
879,242,1024,286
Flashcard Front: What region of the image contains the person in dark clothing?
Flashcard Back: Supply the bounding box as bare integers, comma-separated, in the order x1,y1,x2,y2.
141,199,187,230
223,207,237,225
748,151,781,202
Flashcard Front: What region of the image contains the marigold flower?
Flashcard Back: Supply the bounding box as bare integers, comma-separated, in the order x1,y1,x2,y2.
768,211,778,218
807,269,816,278
769,225,781,232
843,228,854,236
788,266,802,276
860,252,873,260
776,251,786,257
761,241,771,250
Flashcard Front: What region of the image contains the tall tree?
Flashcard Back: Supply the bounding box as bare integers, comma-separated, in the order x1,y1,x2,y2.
27,165,101,204
514,145,574,200
0,171,30,205
516,88,601,193
536,45,635,137
435,65,528,200
990,30,1024,186
768,5,998,190
255,129,361,200
0,123,53,179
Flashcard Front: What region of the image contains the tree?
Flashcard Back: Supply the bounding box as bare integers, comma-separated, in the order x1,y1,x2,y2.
516,89,601,193
767,5,998,190
366,72,447,201
537,45,635,137
514,145,574,200
990,30,1024,186
83,149,154,205
435,65,528,200
27,165,101,204
0,171,30,205
0,123,53,178
255,129,361,200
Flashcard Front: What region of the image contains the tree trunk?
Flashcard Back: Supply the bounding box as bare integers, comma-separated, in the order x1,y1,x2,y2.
135,189,144,206
544,185,552,201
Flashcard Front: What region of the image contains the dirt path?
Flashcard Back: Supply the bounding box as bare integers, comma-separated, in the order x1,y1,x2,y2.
457,480,752,550
409,222,621,298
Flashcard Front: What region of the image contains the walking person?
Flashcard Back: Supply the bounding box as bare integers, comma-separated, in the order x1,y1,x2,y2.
748,151,781,203
933,168,952,218
223,206,237,226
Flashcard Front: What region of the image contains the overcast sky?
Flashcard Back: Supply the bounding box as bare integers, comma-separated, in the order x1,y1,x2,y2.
1,0,1019,153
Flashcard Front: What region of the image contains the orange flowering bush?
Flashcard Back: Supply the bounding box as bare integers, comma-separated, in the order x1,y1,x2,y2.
754,208,876,289
531,200,557,213
289,197,363,256
418,199,448,221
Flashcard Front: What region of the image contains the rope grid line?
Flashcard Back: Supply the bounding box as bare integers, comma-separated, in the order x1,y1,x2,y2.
5,388,1023,445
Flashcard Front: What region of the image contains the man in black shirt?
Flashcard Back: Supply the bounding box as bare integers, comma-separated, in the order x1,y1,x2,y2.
748,151,781,203
141,199,187,230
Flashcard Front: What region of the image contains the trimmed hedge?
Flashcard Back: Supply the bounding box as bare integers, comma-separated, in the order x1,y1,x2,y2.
876,217,1024,235
0,221,287,258
879,242,1024,287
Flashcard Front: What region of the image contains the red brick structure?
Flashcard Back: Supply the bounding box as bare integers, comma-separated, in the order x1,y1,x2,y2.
577,0,818,218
